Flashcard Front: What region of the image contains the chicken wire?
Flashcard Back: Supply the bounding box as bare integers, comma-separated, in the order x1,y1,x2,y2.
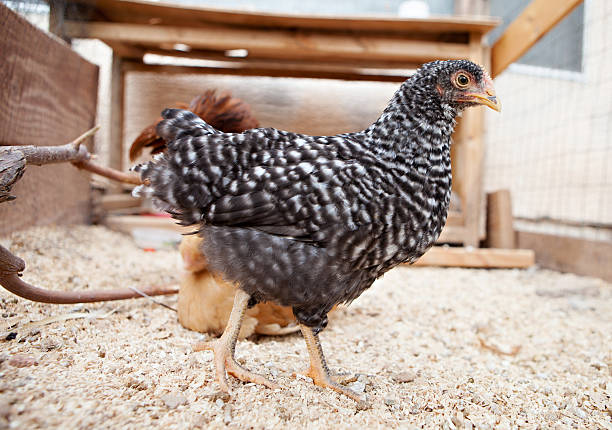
484,0,612,242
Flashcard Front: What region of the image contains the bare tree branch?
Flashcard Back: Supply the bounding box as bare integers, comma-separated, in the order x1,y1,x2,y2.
73,160,142,184
0,244,178,304
1,125,142,203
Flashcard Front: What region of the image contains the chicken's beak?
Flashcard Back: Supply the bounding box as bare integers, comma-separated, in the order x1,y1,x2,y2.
466,78,501,112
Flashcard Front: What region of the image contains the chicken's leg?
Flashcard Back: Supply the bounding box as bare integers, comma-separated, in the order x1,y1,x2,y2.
299,324,367,407
193,289,279,392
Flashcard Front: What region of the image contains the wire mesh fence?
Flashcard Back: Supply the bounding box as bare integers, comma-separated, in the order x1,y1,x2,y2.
484,0,611,242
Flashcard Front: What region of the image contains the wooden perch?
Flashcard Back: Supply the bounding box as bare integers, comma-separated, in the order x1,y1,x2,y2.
0,126,142,203
0,244,178,304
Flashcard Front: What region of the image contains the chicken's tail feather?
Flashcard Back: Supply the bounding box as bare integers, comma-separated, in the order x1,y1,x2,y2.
132,109,222,226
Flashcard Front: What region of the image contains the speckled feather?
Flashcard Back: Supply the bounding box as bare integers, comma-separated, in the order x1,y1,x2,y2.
134,60,485,331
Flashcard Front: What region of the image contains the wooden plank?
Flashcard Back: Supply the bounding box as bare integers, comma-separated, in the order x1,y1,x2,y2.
138,46,425,71
99,193,142,211
412,247,535,268
491,0,583,77
0,4,98,235
64,21,472,64
104,215,189,234
437,225,465,244
122,61,409,83
103,40,145,59
517,231,612,282
68,0,499,34
486,189,515,248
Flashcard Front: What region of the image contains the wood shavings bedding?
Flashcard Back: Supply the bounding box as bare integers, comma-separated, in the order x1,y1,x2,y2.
0,225,610,429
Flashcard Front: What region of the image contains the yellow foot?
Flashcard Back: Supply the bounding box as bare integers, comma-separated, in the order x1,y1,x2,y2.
293,367,368,408
194,340,279,393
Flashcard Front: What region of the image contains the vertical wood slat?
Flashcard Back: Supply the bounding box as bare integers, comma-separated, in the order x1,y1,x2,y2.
109,54,124,172
0,4,98,234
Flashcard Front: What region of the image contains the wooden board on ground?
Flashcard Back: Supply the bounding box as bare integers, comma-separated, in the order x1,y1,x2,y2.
413,246,535,268
105,215,535,269
0,4,99,235
517,231,611,282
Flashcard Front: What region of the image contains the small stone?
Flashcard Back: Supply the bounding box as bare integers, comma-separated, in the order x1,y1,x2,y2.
384,397,396,406
203,391,230,402
348,381,366,394
223,404,232,425
125,378,149,391
161,393,187,409
572,407,587,420
394,370,417,383
590,361,607,371
8,354,38,368
40,336,62,351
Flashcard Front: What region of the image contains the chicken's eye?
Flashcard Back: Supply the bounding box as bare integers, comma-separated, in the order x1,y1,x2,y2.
455,73,470,88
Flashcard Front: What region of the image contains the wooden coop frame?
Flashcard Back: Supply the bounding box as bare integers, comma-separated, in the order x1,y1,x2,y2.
53,0,500,248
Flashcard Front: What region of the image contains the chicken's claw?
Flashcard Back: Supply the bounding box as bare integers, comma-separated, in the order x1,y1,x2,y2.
298,325,369,408
194,340,279,392
193,289,279,393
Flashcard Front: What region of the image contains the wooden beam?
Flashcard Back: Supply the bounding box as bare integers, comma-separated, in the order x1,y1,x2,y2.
122,61,409,83
491,0,583,77
517,231,612,282
67,0,499,34
64,21,471,64
412,247,535,268
103,40,146,59
138,45,424,71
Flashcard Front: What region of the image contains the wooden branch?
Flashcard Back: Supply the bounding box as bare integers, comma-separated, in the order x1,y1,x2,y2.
73,160,142,185
0,150,25,203
0,244,178,304
0,125,142,203
491,0,583,77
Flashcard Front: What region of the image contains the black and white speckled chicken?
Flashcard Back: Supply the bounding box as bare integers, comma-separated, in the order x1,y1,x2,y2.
133,60,501,404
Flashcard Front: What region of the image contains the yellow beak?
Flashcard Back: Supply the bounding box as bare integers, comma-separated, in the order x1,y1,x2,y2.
467,78,501,112
468,92,502,112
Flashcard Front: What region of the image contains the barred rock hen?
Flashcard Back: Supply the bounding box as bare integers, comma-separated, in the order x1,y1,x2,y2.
129,90,259,161
133,60,501,404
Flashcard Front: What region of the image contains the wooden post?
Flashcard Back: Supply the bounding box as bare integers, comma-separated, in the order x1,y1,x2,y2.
48,0,69,42
486,189,515,249
109,54,125,172
453,32,485,248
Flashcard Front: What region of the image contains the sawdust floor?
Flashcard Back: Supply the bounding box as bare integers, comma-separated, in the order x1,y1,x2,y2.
0,225,610,429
